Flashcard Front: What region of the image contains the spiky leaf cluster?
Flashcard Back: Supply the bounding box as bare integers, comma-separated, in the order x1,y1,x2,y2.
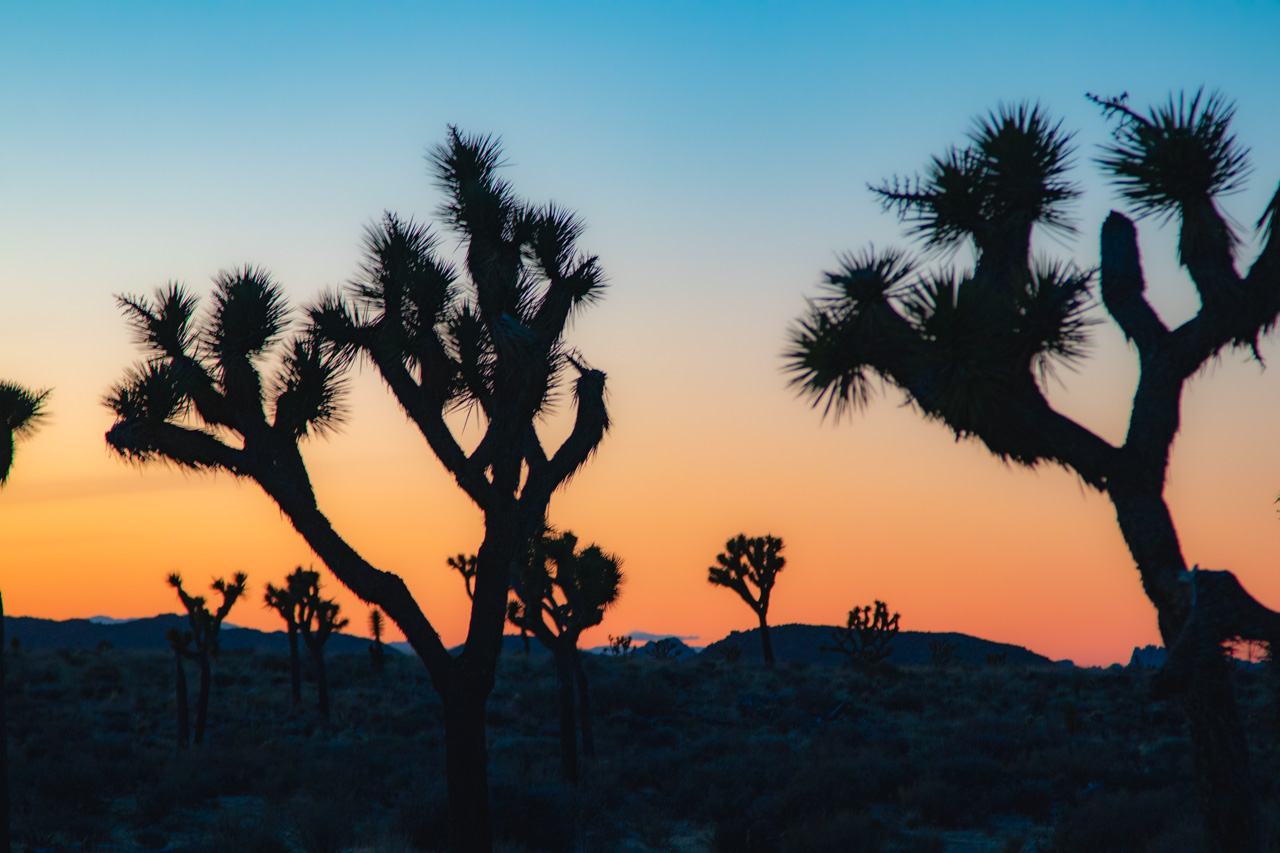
787,103,1096,465
1092,90,1250,224
0,381,49,484
106,270,347,466
314,128,606,437
707,534,786,614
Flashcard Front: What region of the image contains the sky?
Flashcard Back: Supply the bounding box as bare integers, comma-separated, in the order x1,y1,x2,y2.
2,1,1279,665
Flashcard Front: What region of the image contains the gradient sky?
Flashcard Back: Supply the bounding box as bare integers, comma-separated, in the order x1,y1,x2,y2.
3,2,1279,665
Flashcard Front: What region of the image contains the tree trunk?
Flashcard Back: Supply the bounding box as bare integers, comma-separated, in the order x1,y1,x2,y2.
314,648,329,722
1112,490,1260,853
1,590,10,853
443,683,493,853
174,651,189,748
288,624,302,704
194,654,210,745
758,612,774,665
553,646,578,783
1180,658,1257,853
572,648,595,759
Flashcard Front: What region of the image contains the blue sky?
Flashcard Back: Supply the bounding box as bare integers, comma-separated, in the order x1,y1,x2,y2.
2,2,1279,664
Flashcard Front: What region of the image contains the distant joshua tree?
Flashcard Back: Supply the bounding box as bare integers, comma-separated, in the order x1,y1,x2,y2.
167,572,247,745
293,571,348,722
104,129,610,850
823,601,900,667
507,528,623,783
0,380,47,853
369,607,386,674
786,92,1280,850
708,534,785,664
264,567,312,705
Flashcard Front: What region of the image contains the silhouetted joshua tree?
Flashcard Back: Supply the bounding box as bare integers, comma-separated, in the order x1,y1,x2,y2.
264,567,312,705
787,92,1280,852
368,607,386,674
0,380,46,853
708,534,785,664
507,528,623,783
292,570,348,722
167,571,247,744
105,129,609,852
823,601,899,667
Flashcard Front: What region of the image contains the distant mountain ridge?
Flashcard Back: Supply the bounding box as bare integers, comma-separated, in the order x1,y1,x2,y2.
700,624,1059,667
3,614,391,656
4,615,1083,667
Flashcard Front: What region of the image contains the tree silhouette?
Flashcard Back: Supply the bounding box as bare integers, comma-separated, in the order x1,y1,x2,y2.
708,534,785,664
264,568,312,705
507,527,623,782
290,570,348,722
368,607,386,674
786,92,1280,852
105,128,609,852
167,572,247,745
0,380,46,853
823,600,900,667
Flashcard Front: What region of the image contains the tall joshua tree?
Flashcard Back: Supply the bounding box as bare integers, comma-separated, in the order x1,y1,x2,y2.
447,551,531,654
708,534,785,664
0,381,46,853
507,527,623,783
167,572,247,744
105,129,609,852
294,570,348,722
265,567,311,705
787,93,1280,852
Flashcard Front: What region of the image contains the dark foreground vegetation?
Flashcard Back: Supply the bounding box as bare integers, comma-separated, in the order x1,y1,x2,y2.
9,642,1280,853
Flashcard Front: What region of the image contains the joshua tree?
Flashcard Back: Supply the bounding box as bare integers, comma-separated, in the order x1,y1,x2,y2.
786,92,1280,851
167,572,247,744
823,600,900,667
264,567,311,705
105,129,609,852
0,380,46,853
708,534,785,664
369,607,386,674
292,570,348,722
164,626,193,746
507,527,623,782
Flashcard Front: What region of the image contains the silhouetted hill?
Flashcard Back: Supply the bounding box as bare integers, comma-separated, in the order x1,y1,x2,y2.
388,635,553,659
700,624,1058,667
3,614,394,656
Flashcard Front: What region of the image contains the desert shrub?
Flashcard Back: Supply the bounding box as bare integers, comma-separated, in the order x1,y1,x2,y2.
714,813,781,853
292,795,359,853
489,782,576,853
901,774,989,828
1051,788,1189,852
781,809,884,853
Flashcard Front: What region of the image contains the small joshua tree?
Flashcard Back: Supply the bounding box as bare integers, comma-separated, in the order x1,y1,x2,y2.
0,381,46,853
643,637,684,660
928,638,960,668
264,567,311,705
824,601,900,667
369,607,386,674
708,534,785,664
507,527,623,783
168,571,247,744
607,634,633,657
293,570,349,722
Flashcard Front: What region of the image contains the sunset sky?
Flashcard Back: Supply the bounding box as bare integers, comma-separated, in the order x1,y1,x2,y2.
3,2,1280,666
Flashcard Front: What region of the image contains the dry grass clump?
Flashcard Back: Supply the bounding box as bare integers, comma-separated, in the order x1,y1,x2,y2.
8,642,1280,851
